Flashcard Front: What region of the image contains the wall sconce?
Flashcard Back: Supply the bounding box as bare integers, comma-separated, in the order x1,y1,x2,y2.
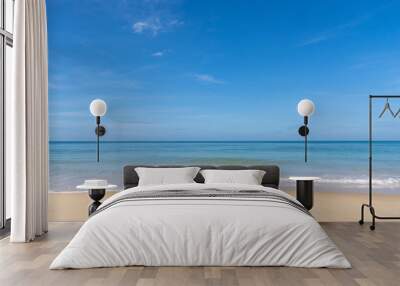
90,99,107,162
297,99,315,162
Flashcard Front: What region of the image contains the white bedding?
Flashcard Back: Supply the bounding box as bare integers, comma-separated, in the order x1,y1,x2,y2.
50,183,350,269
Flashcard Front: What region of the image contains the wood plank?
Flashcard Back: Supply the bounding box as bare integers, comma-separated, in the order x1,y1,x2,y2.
0,222,400,286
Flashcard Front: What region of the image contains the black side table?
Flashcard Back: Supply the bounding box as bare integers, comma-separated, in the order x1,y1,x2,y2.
77,182,117,216
289,177,319,210
88,189,106,215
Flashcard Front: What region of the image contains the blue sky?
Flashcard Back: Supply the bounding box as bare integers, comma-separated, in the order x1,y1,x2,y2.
47,0,400,141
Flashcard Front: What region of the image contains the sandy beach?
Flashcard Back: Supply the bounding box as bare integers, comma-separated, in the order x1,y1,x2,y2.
48,184,400,222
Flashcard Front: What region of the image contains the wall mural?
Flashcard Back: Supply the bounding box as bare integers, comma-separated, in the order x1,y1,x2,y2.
48,0,400,195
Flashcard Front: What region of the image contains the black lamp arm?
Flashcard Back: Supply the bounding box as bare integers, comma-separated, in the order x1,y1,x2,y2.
94,116,106,162
297,116,309,162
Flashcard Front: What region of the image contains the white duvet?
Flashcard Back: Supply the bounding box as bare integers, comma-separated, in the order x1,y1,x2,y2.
50,183,351,269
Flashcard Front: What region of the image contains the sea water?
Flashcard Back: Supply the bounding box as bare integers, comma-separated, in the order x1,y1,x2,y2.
49,141,400,193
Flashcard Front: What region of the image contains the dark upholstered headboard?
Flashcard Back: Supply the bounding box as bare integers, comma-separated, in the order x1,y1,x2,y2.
123,165,280,189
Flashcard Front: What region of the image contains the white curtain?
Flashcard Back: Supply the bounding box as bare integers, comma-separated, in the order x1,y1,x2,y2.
8,0,49,242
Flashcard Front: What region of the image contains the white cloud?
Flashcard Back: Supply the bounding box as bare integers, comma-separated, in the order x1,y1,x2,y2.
132,22,149,33
194,74,225,84
168,19,184,26
133,18,162,35
300,35,330,46
132,17,183,36
49,65,140,93
299,14,372,47
152,51,164,57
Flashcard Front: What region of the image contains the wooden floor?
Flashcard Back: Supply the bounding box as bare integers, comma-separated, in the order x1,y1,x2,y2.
0,222,399,286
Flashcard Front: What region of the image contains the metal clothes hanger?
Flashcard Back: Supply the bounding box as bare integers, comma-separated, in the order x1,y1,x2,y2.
394,107,400,118
378,98,395,118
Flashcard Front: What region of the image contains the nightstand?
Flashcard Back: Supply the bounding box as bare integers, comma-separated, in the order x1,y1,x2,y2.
288,177,319,210
77,180,117,215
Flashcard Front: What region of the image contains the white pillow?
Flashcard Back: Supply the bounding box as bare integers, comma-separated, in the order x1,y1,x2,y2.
200,169,266,185
135,167,201,186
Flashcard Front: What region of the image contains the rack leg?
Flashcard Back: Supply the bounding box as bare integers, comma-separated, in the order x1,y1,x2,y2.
369,206,376,231
359,204,367,225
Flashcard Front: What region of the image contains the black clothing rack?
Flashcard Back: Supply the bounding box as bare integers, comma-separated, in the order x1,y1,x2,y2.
359,95,400,230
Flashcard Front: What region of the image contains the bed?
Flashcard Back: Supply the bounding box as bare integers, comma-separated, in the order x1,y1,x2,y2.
50,165,350,269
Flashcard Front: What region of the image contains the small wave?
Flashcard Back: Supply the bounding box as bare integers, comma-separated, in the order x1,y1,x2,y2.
282,177,400,188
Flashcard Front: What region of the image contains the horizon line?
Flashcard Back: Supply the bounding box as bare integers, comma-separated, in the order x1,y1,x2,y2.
48,140,400,143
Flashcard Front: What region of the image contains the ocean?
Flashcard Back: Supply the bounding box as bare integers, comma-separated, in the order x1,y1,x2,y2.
49,141,400,193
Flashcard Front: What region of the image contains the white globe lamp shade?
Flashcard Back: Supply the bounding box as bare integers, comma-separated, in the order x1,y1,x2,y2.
90,99,107,117
297,99,315,117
